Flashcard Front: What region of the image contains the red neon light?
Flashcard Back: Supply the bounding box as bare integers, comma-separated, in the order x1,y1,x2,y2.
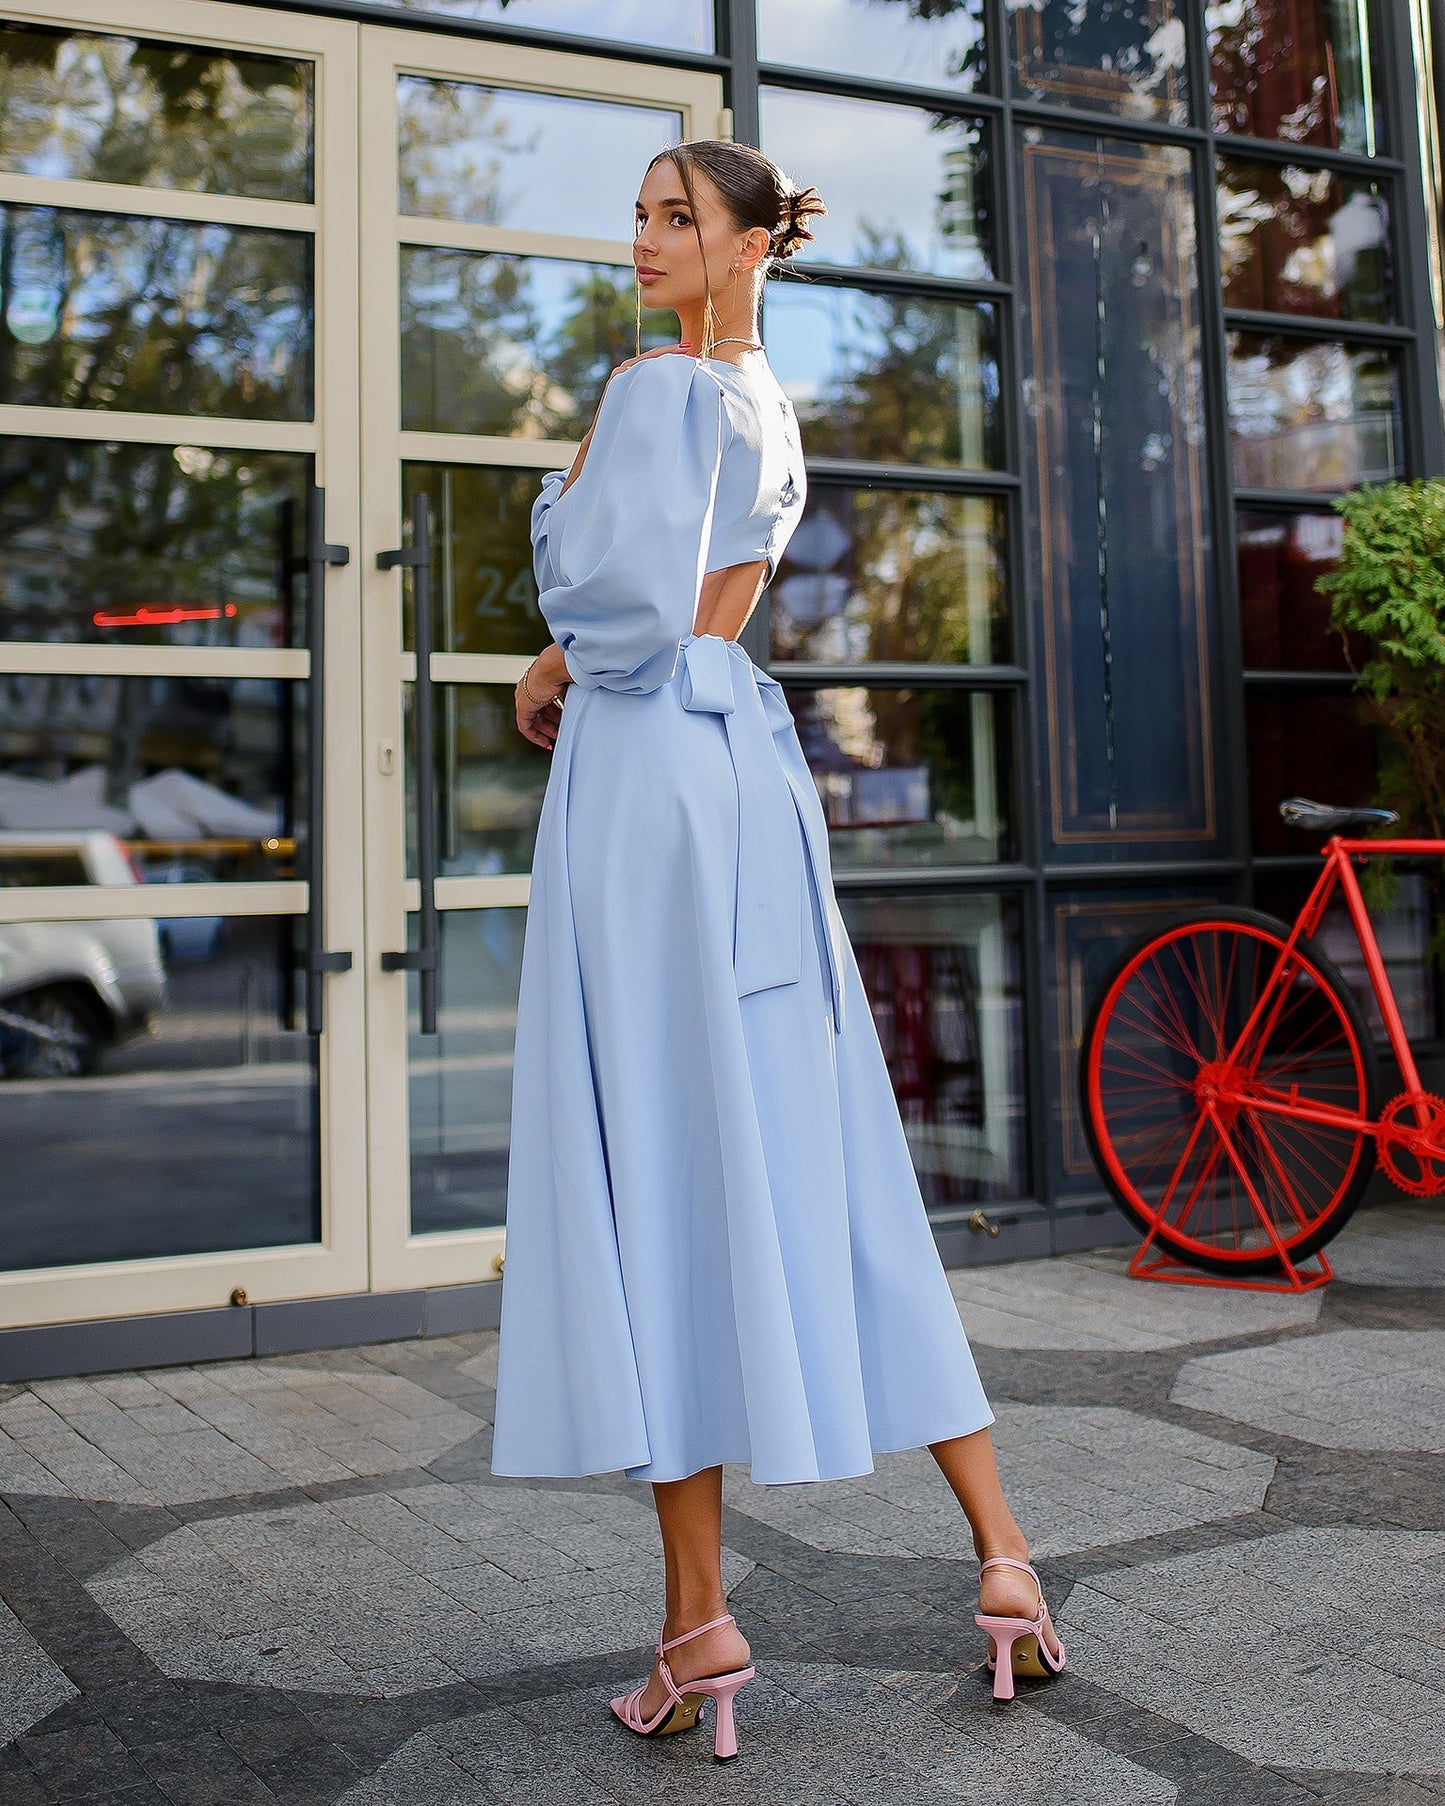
93,603,239,628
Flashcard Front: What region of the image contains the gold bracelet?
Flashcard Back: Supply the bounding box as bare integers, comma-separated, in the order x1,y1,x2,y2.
520,661,560,707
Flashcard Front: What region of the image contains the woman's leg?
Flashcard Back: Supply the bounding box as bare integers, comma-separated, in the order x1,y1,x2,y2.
930,1427,1061,1652
635,1466,751,1719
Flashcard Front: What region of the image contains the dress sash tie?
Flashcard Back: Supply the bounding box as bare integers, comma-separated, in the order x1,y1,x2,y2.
677,633,847,1035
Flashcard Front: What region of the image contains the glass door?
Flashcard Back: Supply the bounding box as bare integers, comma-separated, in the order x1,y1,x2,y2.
356,30,724,1287
0,0,367,1325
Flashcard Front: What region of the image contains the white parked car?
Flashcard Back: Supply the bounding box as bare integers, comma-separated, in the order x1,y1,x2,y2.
0,832,166,1079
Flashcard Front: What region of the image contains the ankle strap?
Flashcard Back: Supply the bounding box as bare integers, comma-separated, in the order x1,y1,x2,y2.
980,1556,1040,1583
661,1612,734,1653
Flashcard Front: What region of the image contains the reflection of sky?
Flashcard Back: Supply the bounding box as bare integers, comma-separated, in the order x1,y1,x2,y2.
760,88,989,279
758,0,984,88
387,0,711,53
400,80,681,240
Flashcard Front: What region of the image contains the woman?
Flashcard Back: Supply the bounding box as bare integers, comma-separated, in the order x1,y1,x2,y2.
491,139,1063,1759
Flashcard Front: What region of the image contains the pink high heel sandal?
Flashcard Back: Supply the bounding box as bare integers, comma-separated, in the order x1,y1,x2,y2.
610,1610,756,1761
974,1555,1066,1702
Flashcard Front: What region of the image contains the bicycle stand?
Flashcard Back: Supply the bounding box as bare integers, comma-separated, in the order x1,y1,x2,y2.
1127,1220,1334,1293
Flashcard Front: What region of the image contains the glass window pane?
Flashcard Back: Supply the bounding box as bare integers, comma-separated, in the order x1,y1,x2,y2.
772,487,1010,666
1246,689,1377,854
1007,0,1188,124
1209,0,1380,155
0,24,313,202
1227,333,1401,492
1219,158,1392,322
759,89,992,279
766,286,1001,469
0,439,311,649
0,676,302,882
400,249,670,438
758,0,985,92
384,0,710,54
0,205,312,420
1019,127,1217,849
839,889,1027,1207
408,907,524,1233
402,464,546,655
1237,506,1363,671
0,915,318,1268
399,79,680,237
1256,869,1437,1042
783,685,1013,869
405,683,551,878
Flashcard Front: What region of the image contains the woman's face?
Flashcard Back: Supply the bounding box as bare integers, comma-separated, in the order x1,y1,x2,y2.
633,158,736,312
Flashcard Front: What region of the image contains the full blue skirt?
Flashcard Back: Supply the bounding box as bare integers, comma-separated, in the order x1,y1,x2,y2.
490,633,993,1485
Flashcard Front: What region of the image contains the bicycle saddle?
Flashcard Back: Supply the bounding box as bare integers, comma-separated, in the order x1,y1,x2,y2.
1278,796,1400,833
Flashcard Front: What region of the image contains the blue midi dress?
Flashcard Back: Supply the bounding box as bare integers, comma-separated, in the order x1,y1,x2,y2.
489,353,994,1486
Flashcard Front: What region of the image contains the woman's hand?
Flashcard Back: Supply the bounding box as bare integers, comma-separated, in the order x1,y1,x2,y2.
515,644,571,750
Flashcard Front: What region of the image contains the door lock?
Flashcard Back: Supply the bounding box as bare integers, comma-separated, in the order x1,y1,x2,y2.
378,739,396,776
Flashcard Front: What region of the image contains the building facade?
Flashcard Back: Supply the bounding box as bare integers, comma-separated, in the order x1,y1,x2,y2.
1,0,1442,1373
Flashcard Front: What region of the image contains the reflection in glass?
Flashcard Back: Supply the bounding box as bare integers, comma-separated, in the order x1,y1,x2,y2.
1019,128,1216,847
408,907,524,1233
402,464,546,655
783,686,1011,868
0,915,319,1269
0,206,312,420
1218,159,1390,321
1227,334,1401,492
758,0,985,91
0,24,313,202
385,0,710,53
1257,870,1437,1042
1209,0,1379,155
0,439,311,648
0,675,301,881
772,488,1009,666
406,684,551,878
759,89,992,279
766,286,1001,469
1237,507,1360,671
1007,0,1188,123
839,889,1025,1206
1247,689,1377,855
401,248,670,438
399,78,679,237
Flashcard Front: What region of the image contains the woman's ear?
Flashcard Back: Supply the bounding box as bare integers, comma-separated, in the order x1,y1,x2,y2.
737,225,772,273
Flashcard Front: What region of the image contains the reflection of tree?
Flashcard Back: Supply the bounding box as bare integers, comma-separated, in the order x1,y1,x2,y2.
775,490,1006,666
401,250,667,438
0,24,311,201
867,0,986,83
0,206,311,419
398,76,518,225
779,230,997,468
0,439,308,646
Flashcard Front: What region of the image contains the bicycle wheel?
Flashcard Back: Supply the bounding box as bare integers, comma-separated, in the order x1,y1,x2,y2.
1081,907,1378,1275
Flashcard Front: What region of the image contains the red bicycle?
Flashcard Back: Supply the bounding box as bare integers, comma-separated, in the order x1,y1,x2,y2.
1082,798,1445,1287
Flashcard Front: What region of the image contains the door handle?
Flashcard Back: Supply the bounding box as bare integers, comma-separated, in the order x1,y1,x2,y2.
378,492,439,1035
303,484,353,1036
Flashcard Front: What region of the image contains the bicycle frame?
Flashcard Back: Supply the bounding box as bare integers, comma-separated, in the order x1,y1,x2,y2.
1218,836,1445,1137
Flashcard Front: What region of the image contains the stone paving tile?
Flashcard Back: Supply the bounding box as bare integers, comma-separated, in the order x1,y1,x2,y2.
339,1661,1178,1806
727,1404,1274,1559
0,1368,483,1506
1063,1527,1445,1775
0,1199,1441,1803
950,1254,1323,1351
85,1485,753,1698
1172,1331,1445,1452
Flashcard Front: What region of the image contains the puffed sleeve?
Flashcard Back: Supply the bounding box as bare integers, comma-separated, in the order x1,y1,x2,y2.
529,469,569,596
533,356,730,695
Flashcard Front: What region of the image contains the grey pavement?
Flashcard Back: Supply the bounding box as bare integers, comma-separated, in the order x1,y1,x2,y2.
1,1194,1443,1803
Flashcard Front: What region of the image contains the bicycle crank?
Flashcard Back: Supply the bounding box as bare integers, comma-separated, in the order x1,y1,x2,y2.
1376,1092,1445,1197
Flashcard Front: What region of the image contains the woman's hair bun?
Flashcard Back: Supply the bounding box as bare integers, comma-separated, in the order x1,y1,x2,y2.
771,185,827,260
